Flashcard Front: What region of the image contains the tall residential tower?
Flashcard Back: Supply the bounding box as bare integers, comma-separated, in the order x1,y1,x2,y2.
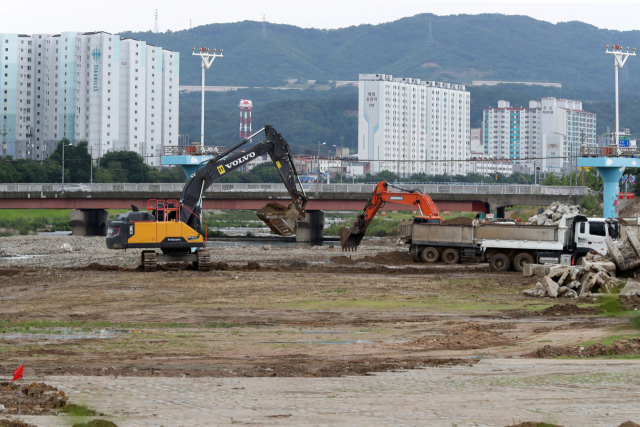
1,31,178,165
358,74,470,177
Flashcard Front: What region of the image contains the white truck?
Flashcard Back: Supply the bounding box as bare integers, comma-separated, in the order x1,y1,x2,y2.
401,215,618,272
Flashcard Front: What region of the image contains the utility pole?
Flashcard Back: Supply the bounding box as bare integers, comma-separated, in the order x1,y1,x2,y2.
316,141,325,192
606,45,636,147
90,145,93,184
192,47,223,146
62,140,66,193
580,130,585,187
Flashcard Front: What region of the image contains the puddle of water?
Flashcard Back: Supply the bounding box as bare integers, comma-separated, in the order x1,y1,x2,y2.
0,255,46,261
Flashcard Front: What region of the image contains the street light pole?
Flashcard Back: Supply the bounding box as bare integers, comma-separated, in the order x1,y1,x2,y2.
61,140,66,194
606,45,635,147
333,144,343,183
316,141,325,193
192,46,223,145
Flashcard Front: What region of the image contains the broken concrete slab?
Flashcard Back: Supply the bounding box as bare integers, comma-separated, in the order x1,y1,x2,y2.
545,276,559,297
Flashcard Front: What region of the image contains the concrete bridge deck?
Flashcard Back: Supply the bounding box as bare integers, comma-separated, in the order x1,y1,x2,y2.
0,183,588,215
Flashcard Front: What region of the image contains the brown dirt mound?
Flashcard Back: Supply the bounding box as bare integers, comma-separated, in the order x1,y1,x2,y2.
330,256,356,265
72,421,119,427
212,262,229,270
77,263,125,271
358,251,414,266
0,382,67,415
245,261,260,270
408,322,512,350
618,422,640,427
529,338,640,358
0,420,38,427
441,217,474,226
260,202,289,212
505,423,562,427
538,304,599,316
622,295,640,310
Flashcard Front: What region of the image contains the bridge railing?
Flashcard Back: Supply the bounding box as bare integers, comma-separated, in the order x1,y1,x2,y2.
0,183,590,196
163,145,227,156
580,146,640,158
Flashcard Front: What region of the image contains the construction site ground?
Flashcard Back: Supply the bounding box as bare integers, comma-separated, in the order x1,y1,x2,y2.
1,236,640,426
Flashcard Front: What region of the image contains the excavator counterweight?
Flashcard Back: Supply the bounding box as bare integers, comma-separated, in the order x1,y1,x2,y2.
340,181,442,251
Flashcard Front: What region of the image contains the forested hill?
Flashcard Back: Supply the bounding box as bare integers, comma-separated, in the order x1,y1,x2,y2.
121,14,640,97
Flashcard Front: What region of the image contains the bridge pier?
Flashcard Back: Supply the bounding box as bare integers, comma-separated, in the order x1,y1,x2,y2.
69,209,110,236
296,210,325,244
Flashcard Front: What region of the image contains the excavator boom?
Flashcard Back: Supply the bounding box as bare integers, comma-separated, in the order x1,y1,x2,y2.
340,181,442,251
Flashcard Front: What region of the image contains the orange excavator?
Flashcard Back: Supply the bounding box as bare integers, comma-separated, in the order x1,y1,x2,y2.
340,181,442,251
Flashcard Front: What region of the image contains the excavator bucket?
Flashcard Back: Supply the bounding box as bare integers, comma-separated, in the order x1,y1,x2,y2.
256,202,300,236
340,216,367,251
340,226,365,252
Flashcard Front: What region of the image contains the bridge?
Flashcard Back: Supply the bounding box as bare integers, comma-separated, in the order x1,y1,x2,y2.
0,183,587,237
0,182,587,212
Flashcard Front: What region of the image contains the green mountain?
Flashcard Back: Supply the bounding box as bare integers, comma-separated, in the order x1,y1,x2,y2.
177,84,640,154
121,14,640,97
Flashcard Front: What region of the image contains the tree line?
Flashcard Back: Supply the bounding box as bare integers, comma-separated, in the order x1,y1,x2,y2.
0,139,185,184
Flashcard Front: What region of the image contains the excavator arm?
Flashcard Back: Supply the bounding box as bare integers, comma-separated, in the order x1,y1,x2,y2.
179,125,308,236
340,181,441,251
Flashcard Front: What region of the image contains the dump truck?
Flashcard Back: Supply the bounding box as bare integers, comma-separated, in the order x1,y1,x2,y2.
401,215,618,272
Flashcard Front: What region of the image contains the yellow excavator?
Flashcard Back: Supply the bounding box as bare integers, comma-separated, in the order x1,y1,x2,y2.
106,125,308,271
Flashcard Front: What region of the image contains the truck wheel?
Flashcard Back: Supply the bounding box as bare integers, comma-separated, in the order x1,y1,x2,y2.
513,252,534,273
441,248,459,265
420,247,439,263
490,253,510,272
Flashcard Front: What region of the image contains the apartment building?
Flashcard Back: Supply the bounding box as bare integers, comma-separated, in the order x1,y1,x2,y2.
482,99,596,173
0,31,178,165
358,74,471,177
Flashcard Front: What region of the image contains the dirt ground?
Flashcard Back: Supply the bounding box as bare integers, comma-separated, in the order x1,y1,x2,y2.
1,236,640,425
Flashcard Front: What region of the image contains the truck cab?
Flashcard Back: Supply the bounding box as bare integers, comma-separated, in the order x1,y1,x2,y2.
575,218,619,255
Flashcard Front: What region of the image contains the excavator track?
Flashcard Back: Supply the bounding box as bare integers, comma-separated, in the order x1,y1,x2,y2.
195,249,212,271
141,250,158,272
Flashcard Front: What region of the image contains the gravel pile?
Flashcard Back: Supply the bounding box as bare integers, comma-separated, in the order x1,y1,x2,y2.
0,235,397,268
526,201,580,226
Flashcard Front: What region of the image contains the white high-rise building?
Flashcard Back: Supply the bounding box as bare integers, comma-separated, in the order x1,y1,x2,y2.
482,100,542,163
0,31,178,165
482,98,596,174
540,98,596,174
0,33,35,159
358,74,470,177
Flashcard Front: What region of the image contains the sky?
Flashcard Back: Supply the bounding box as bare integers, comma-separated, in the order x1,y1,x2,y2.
2,0,640,35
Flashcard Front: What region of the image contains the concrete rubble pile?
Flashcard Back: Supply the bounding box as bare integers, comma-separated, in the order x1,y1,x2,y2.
523,228,640,298
526,201,581,226
522,254,618,298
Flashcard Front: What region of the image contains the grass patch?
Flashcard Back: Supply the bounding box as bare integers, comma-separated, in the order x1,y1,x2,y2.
63,403,98,416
